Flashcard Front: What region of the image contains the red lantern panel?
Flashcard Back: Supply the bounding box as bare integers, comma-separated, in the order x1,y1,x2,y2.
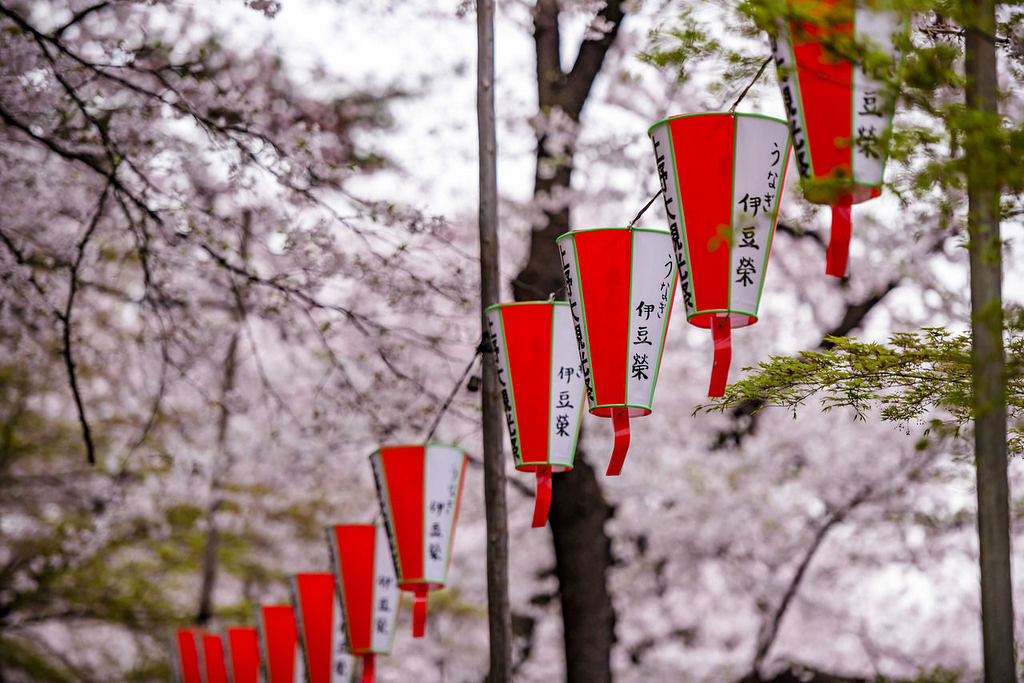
486,301,585,526
291,573,355,683
173,629,203,683
200,633,229,683
370,443,468,637
770,0,904,275
649,112,791,396
225,627,261,683
328,524,399,657
557,227,677,475
257,605,305,683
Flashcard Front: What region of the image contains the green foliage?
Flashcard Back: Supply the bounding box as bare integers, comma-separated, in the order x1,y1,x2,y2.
644,0,1024,229
697,310,1024,453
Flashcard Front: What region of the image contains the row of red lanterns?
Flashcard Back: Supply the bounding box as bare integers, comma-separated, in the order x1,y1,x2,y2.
173,445,469,683
485,1,902,517
171,1,904,677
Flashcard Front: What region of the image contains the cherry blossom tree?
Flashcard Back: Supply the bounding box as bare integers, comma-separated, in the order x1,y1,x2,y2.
3,0,1024,681
0,0,479,678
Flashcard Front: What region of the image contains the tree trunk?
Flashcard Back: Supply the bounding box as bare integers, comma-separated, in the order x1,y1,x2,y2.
196,214,250,625
477,0,512,678
963,1,1015,679
518,2,628,679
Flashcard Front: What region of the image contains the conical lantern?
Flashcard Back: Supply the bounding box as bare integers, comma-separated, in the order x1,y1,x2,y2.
200,632,229,683
257,605,306,683
369,443,468,637
648,112,792,396
327,524,400,682
291,573,355,683
173,629,203,683
556,227,677,475
485,301,585,526
769,0,904,276
225,627,261,683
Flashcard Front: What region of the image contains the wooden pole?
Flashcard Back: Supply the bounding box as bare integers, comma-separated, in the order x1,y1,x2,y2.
476,0,512,679
964,1,1015,679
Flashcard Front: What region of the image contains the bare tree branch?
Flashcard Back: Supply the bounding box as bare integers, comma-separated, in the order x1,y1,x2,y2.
59,183,111,465
752,484,875,675
53,1,110,38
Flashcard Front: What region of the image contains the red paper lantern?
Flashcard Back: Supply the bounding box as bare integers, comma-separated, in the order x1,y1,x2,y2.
485,301,585,526
770,0,904,276
200,632,229,683
328,524,400,682
225,627,261,683
370,443,468,638
257,605,305,683
173,629,203,683
648,112,792,396
556,227,677,474
291,573,355,683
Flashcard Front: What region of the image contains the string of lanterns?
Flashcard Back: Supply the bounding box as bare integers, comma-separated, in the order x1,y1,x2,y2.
170,2,903,679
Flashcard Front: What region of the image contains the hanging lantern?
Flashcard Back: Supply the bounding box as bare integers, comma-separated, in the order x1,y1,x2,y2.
769,0,904,276
173,629,203,683
291,573,356,683
327,524,400,682
370,443,468,638
485,301,585,526
556,227,677,474
648,112,792,396
225,627,261,683
257,605,306,683
200,632,229,683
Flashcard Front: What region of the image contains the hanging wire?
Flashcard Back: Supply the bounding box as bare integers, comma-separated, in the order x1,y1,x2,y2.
628,187,666,227
729,56,773,113
423,336,485,441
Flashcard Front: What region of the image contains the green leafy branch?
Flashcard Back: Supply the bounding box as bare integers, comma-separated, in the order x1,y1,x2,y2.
697,312,1024,452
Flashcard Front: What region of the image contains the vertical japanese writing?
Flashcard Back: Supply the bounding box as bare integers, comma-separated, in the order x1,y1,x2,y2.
372,537,397,642
652,132,694,310
370,457,401,578
630,353,649,380
333,601,350,680
856,88,885,160
560,243,595,404
734,133,785,288
770,34,810,178
658,259,672,319
486,313,518,459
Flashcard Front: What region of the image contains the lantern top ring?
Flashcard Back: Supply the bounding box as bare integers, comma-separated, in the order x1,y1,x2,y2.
555,226,671,243
647,111,788,137
484,300,571,313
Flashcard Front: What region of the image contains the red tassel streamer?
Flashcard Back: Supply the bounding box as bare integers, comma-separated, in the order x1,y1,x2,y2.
412,585,428,638
360,654,375,683
606,410,630,476
531,466,553,528
825,201,853,278
709,317,732,397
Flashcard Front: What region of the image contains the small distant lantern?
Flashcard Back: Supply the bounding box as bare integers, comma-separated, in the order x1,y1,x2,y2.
328,524,400,682
200,632,229,683
173,629,203,683
370,443,468,637
769,0,904,276
291,573,355,683
225,627,261,683
648,112,792,396
485,301,585,526
556,227,677,474
257,605,306,683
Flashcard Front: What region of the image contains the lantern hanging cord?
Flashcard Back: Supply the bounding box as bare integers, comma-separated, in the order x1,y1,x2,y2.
423,336,485,442
628,187,665,227
729,56,772,113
